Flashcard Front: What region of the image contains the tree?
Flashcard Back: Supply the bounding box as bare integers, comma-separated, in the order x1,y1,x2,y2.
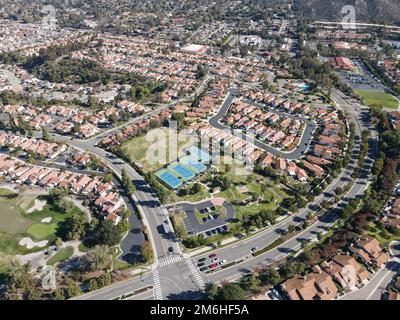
141,241,153,263
218,283,245,300
1,259,37,300
191,182,202,194
240,274,261,291
259,268,281,286
80,245,112,272
61,212,88,241
204,283,219,300
121,169,135,194
287,224,296,234
54,237,63,247
94,220,123,246
64,278,81,299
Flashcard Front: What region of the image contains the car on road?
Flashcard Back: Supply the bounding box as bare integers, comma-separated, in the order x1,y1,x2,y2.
202,217,208,222
209,253,217,258
250,247,257,253
198,257,206,262
211,257,219,263
209,263,218,269
168,246,174,253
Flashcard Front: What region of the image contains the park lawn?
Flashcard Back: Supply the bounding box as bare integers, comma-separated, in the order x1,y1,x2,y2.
121,128,193,172
46,246,74,265
355,90,399,109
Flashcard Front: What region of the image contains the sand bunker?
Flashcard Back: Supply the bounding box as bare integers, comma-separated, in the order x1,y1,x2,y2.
27,199,47,213
41,217,52,223
19,237,48,249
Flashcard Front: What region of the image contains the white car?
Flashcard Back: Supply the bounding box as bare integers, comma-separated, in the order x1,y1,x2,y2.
211,257,219,263
219,260,227,266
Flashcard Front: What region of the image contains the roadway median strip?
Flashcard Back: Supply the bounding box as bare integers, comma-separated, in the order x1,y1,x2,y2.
252,238,284,257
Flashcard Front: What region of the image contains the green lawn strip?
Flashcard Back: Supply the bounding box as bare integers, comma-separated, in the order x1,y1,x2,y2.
46,246,74,265
252,238,284,257
194,208,204,225
355,90,399,109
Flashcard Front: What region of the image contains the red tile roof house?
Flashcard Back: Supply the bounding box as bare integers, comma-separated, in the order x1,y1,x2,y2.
321,254,371,290
314,144,340,159
319,135,342,147
349,237,390,269
275,158,287,175
307,155,333,167
72,175,92,193
38,170,59,187
281,266,338,300
302,160,325,177
0,160,17,176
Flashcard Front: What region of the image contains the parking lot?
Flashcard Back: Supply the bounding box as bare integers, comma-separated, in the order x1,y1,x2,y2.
168,199,235,236
338,59,386,91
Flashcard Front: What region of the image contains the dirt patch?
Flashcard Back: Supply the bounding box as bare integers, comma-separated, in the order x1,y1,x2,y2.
27,199,47,213
41,217,52,223
19,237,48,249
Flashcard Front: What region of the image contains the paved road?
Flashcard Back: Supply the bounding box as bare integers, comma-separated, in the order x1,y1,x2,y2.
208,90,317,160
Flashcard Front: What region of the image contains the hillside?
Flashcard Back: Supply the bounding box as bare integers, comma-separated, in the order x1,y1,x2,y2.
293,0,400,25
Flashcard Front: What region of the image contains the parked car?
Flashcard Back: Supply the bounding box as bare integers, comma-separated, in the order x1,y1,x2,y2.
209,253,217,258
197,263,205,267
200,266,208,272
211,257,219,263
209,263,218,269
198,257,206,262
219,260,227,266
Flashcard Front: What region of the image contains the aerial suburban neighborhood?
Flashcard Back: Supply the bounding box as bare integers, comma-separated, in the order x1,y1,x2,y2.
0,0,400,310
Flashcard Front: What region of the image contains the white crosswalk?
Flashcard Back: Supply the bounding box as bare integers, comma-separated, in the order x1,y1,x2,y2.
186,259,206,290
152,270,163,300
158,255,183,267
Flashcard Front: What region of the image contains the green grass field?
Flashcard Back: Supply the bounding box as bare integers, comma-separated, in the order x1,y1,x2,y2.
46,246,74,265
355,90,399,109
121,128,193,172
0,188,82,255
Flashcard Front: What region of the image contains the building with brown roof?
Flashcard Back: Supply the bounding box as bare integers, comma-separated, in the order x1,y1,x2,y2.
281,267,338,300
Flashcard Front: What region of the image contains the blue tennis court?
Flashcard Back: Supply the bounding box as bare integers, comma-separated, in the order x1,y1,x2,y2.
155,169,182,189
186,146,211,163
180,156,207,173
170,163,195,181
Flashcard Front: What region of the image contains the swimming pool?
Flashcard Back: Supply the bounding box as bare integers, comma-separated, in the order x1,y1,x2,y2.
298,83,310,91
155,169,182,189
